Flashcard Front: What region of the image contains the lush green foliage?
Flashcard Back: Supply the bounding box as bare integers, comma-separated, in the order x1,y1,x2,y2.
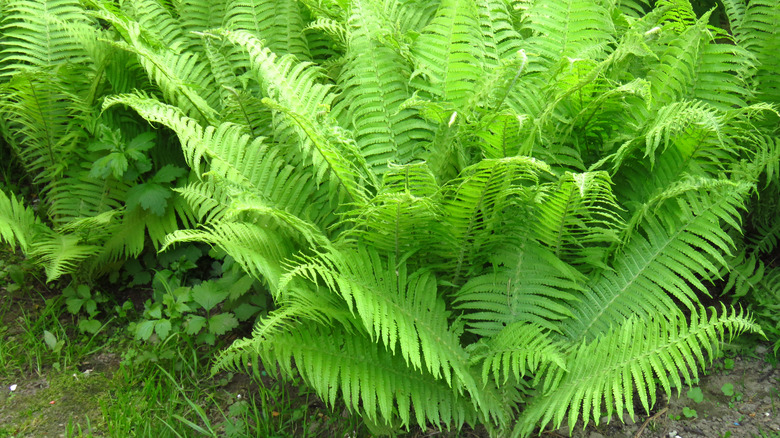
1,0,779,435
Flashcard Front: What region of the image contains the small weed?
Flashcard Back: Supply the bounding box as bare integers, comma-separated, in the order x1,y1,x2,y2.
682,406,698,418
687,387,705,403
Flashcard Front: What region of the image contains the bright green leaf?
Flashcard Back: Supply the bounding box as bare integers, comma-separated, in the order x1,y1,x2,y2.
135,320,156,340
126,183,172,216
687,387,704,403
192,281,230,311
155,319,172,339
186,315,207,335
208,313,238,336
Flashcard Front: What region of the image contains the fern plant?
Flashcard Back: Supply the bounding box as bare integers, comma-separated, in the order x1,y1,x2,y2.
2,0,779,436
0,0,198,281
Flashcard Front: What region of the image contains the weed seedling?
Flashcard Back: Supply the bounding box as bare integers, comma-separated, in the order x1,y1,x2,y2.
687,387,705,403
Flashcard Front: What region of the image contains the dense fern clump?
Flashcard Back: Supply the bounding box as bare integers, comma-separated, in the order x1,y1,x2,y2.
1,0,779,435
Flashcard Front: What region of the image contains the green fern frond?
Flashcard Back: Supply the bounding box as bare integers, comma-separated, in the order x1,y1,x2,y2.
103,93,336,224
475,0,523,68
468,322,567,386
175,181,231,223
45,169,129,226
410,0,485,107
378,162,440,198
124,0,187,51
655,0,697,33
339,192,442,260
176,0,228,36
261,98,374,205
522,0,614,65
721,250,778,299
690,41,751,111
564,184,750,341
337,0,430,173
219,29,335,146
28,230,101,282
749,216,780,254
225,0,311,60
0,0,91,77
612,101,742,207
93,4,219,124
266,323,486,429
474,111,527,159
439,157,551,282
0,190,41,252
617,0,651,18
533,171,625,268
281,247,480,396
305,17,347,50
0,71,86,185
645,14,749,110
721,0,747,31
513,306,761,437
455,241,583,336
731,0,780,103
164,221,296,290
218,86,273,138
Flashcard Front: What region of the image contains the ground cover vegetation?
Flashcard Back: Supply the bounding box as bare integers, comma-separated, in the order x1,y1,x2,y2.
0,0,779,436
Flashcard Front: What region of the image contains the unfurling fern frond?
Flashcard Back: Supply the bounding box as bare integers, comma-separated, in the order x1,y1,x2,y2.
514,306,761,437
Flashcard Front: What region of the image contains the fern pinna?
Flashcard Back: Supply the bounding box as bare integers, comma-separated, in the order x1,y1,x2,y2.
2,0,780,435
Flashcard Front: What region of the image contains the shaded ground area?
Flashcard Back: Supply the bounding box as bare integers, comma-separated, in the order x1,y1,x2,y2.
0,252,778,437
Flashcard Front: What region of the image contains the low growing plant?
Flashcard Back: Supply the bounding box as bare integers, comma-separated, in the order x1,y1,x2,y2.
0,0,779,436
